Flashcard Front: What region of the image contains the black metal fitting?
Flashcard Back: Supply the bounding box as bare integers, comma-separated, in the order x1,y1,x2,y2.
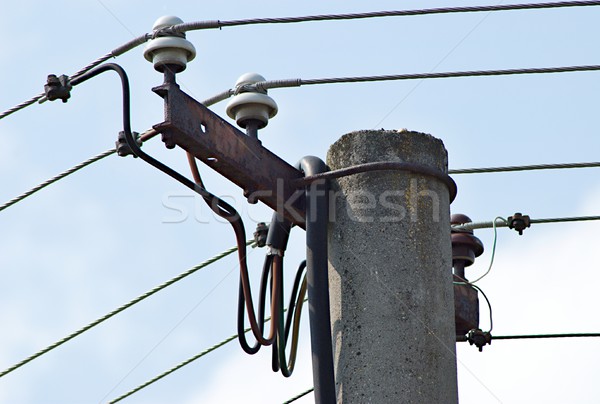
44,74,72,103
467,328,492,352
115,131,140,157
508,212,530,235
253,222,268,248
266,213,292,252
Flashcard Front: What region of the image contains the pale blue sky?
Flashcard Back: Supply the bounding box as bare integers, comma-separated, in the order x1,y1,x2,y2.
1,1,599,403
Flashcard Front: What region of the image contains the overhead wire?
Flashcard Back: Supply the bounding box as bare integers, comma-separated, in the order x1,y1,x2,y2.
456,332,600,342
453,215,600,231
282,387,315,404
108,297,309,403
449,161,600,174
0,35,148,120
0,240,253,379
0,129,158,214
3,1,600,121
0,83,228,215
169,1,600,32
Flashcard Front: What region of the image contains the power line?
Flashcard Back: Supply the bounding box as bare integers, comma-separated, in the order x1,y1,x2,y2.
282,388,314,404
492,333,600,340
0,35,147,120
245,65,600,94
456,333,600,341
0,240,252,379
108,299,307,403
453,215,600,231
108,333,239,403
0,148,114,212
0,129,158,214
449,161,600,174
3,2,600,121
171,1,600,32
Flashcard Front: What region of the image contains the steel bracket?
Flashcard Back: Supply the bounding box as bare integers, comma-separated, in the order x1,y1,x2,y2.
152,82,306,227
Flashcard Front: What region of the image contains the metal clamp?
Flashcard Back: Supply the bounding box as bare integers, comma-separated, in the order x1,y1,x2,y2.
508,212,530,235
44,74,72,103
467,328,492,352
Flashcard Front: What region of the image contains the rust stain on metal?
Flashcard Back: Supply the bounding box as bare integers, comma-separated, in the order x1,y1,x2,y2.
152,82,306,227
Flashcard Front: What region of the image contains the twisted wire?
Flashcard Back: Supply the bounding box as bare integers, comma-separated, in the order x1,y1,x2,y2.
0,129,158,214
108,299,307,403
450,161,600,174
0,149,115,212
282,388,315,404
0,241,252,379
453,215,600,231
170,1,600,32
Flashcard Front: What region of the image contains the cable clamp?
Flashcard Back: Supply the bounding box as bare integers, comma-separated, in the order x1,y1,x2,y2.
467,328,492,352
253,222,269,248
115,131,141,157
508,212,530,235
44,74,72,103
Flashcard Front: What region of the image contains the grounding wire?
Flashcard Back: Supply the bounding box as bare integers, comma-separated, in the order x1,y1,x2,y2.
468,217,506,284
0,240,253,379
170,1,600,32
108,298,308,403
282,387,315,404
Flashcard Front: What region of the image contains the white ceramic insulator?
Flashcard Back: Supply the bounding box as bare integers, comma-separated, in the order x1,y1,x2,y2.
144,16,196,72
226,73,278,129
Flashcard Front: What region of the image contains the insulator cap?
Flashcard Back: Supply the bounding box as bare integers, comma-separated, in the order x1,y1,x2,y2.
144,16,196,73
451,213,484,267
226,73,278,129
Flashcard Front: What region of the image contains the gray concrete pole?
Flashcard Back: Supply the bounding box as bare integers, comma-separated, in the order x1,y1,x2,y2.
327,129,457,403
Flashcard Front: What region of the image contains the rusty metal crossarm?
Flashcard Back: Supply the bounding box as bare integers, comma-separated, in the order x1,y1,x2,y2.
152,81,306,227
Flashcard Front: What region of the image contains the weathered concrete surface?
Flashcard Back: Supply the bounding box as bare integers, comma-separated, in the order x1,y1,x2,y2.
327,129,457,403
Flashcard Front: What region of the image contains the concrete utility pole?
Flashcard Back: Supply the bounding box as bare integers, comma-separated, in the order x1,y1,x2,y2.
327,129,458,403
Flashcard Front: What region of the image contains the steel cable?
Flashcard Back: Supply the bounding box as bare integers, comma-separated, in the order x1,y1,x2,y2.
108,298,308,403
0,34,148,120
0,129,158,214
449,161,600,174
453,215,600,231
282,387,315,404
0,241,253,379
170,1,600,32
4,2,600,120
